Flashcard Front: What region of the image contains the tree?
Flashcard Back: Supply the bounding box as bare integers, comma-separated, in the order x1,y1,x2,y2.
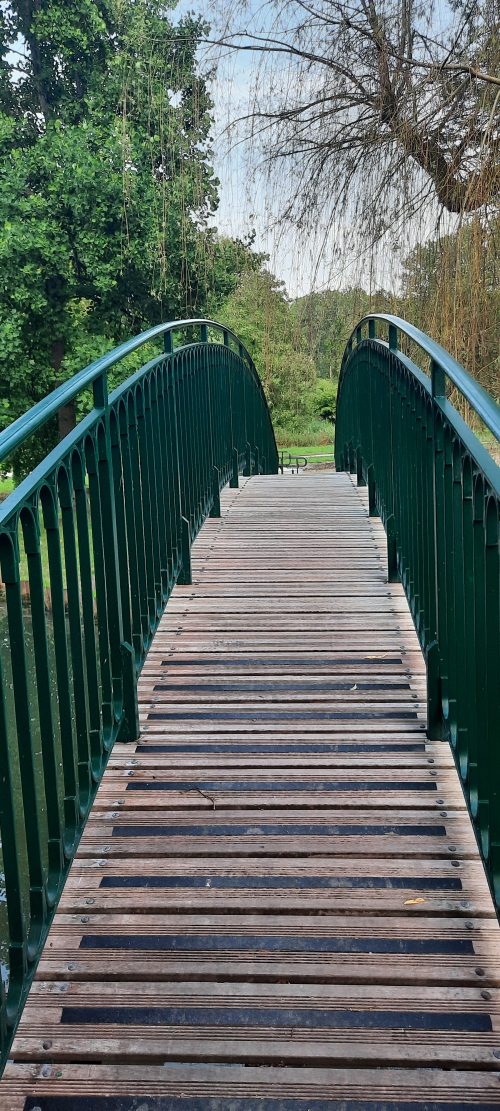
401,215,500,397
292,287,392,378
311,377,337,421
0,0,220,473
293,288,368,379
220,267,317,433
212,0,500,242
205,232,268,314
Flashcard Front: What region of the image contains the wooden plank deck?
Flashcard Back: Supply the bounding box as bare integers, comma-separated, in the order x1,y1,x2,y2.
3,472,500,1109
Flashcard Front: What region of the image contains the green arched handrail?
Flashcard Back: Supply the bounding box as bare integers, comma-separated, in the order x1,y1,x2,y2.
0,318,278,1071
0,318,270,465
343,313,499,437
335,313,500,908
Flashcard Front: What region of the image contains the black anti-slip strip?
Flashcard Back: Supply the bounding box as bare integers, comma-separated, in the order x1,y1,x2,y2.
112,823,446,838
147,710,418,721
153,681,412,692
136,742,426,753
61,1005,491,1033
125,779,436,793
79,935,473,955
100,874,462,891
162,656,404,667
24,1098,500,1111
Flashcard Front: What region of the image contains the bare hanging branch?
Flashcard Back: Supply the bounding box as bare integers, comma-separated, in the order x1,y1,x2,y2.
207,0,500,243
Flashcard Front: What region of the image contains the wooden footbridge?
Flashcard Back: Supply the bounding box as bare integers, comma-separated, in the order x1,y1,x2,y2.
0,316,498,1109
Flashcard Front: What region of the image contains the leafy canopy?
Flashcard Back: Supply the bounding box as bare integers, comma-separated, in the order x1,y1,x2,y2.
0,0,236,473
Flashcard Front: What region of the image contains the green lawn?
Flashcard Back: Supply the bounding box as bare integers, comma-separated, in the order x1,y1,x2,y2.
480,433,500,466
0,476,14,498
278,443,334,461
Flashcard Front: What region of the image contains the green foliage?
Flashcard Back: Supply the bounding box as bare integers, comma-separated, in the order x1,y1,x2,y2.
275,420,335,452
400,216,500,400
311,378,337,422
205,233,268,314
219,268,317,433
292,287,392,381
0,0,232,477
220,268,399,442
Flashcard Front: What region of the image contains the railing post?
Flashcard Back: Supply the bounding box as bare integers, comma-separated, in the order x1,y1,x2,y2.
386,324,398,569
0,532,47,945
244,442,252,476
22,509,65,883
93,372,139,742
230,447,239,489
210,466,221,517
224,331,239,490
367,464,377,516
254,445,260,475
431,358,446,400
429,358,446,740
426,640,444,740
356,447,365,486
0,645,29,1018
178,515,192,585
388,323,398,352
386,513,398,582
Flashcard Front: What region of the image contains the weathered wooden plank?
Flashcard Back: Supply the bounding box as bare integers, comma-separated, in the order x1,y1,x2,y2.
4,1061,500,1111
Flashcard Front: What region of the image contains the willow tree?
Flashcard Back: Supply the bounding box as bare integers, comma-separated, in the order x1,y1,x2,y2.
401,214,500,395
213,0,499,239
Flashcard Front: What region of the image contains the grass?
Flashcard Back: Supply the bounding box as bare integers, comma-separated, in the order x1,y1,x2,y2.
1,504,90,587
276,419,334,462
278,443,334,460
0,476,14,498
479,432,500,466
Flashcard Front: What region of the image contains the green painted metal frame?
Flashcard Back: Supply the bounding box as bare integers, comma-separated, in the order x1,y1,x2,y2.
0,317,278,1070
335,313,500,906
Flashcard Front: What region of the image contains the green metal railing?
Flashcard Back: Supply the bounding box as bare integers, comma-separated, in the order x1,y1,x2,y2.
0,317,278,1067
335,313,500,905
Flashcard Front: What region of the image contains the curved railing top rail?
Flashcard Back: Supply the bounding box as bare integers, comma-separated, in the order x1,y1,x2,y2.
0,317,259,465
341,312,500,445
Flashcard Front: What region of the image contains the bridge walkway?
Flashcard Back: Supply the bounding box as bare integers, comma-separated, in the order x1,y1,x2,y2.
3,473,500,1108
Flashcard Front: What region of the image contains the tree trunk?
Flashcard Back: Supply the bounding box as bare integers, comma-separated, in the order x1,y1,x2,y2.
52,339,76,442
58,400,76,441
18,0,51,122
